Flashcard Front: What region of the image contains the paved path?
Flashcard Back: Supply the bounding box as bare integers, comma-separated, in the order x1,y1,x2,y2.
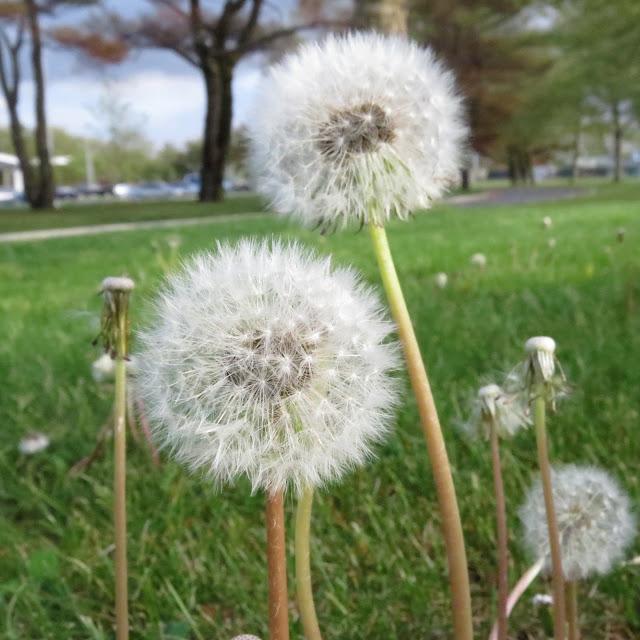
0,186,588,244
0,212,268,244
448,185,587,207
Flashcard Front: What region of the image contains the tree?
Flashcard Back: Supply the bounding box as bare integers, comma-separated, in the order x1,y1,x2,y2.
409,1,546,188
554,0,640,181
0,0,56,208
56,1,344,202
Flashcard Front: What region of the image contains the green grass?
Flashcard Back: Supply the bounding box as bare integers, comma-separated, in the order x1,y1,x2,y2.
1,186,639,639
0,194,262,233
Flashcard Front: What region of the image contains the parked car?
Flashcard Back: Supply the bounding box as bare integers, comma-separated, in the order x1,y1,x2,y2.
55,186,78,200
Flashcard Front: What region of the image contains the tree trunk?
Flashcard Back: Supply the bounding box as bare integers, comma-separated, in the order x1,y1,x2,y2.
611,102,622,183
5,100,36,203
199,60,233,202
460,167,470,191
25,0,54,209
354,0,408,34
570,126,580,183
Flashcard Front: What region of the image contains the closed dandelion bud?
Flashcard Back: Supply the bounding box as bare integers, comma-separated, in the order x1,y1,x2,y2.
465,383,530,440
96,276,135,358
520,465,636,581
137,240,399,495
617,227,626,243
248,32,467,231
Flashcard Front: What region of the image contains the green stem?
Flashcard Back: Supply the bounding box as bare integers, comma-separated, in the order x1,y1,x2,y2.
368,224,473,640
489,421,509,640
533,393,565,640
566,581,580,640
114,304,129,640
295,487,322,640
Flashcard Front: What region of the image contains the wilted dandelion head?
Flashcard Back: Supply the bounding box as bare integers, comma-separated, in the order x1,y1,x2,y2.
97,275,135,357
520,465,636,580
137,239,399,495
617,227,626,243
248,32,467,231
505,336,569,409
464,383,530,439
470,253,487,269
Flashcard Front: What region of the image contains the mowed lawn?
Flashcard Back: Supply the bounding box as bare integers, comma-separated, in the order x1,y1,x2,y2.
1,184,639,639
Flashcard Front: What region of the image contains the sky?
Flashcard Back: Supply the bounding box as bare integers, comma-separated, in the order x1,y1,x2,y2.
0,0,295,149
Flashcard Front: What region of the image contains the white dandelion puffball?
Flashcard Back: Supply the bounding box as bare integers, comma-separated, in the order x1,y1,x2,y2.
465,384,530,439
248,32,467,230
19,432,50,455
470,253,487,269
138,240,399,495
434,272,448,289
520,465,636,581
542,216,552,229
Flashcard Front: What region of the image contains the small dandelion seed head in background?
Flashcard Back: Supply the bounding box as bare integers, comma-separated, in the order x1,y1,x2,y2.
542,216,552,229
434,272,448,289
137,239,400,495
520,465,636,581
470,253,487,269
19,432,50,455
248,32,467,230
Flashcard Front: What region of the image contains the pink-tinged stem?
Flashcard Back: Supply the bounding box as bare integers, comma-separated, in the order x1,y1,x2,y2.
489,558,544,640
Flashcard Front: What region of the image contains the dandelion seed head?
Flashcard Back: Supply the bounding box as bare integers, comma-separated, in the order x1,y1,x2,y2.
19,432,50,455
248,32,467,230
434,272,448,289
470,253,487,269
542,216,552,229
137,239,400,495
520,465,636,580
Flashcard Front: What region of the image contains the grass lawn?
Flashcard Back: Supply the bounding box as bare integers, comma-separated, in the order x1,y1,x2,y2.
1,185,639,639
0,194,263,234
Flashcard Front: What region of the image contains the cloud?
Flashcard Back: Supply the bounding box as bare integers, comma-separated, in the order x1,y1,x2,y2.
0,63,264,147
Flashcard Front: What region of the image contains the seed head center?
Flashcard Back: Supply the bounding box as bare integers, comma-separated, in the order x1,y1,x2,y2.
317,103,395,160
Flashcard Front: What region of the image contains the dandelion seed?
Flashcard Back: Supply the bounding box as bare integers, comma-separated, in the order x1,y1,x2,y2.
520,465,636,581
532,593,553,607
470,253,487,269
137,239,399,495
19,432,50,455
434,272,448,289
248,32,467,230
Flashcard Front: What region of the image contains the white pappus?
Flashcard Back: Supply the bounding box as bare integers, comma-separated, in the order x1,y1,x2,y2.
137,239,400,495
248,32,467,231
520,465,636,581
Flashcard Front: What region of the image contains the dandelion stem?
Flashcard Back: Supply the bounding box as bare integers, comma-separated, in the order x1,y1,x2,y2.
489,420,509,640
368,223,473,640
566,581,580,640
267,490,290,640
533,392,566,640
488,558,544,640
295,486,322,640
114,300,129,640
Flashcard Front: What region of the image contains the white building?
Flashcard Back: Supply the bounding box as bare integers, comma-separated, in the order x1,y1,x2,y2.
0,151,25,197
